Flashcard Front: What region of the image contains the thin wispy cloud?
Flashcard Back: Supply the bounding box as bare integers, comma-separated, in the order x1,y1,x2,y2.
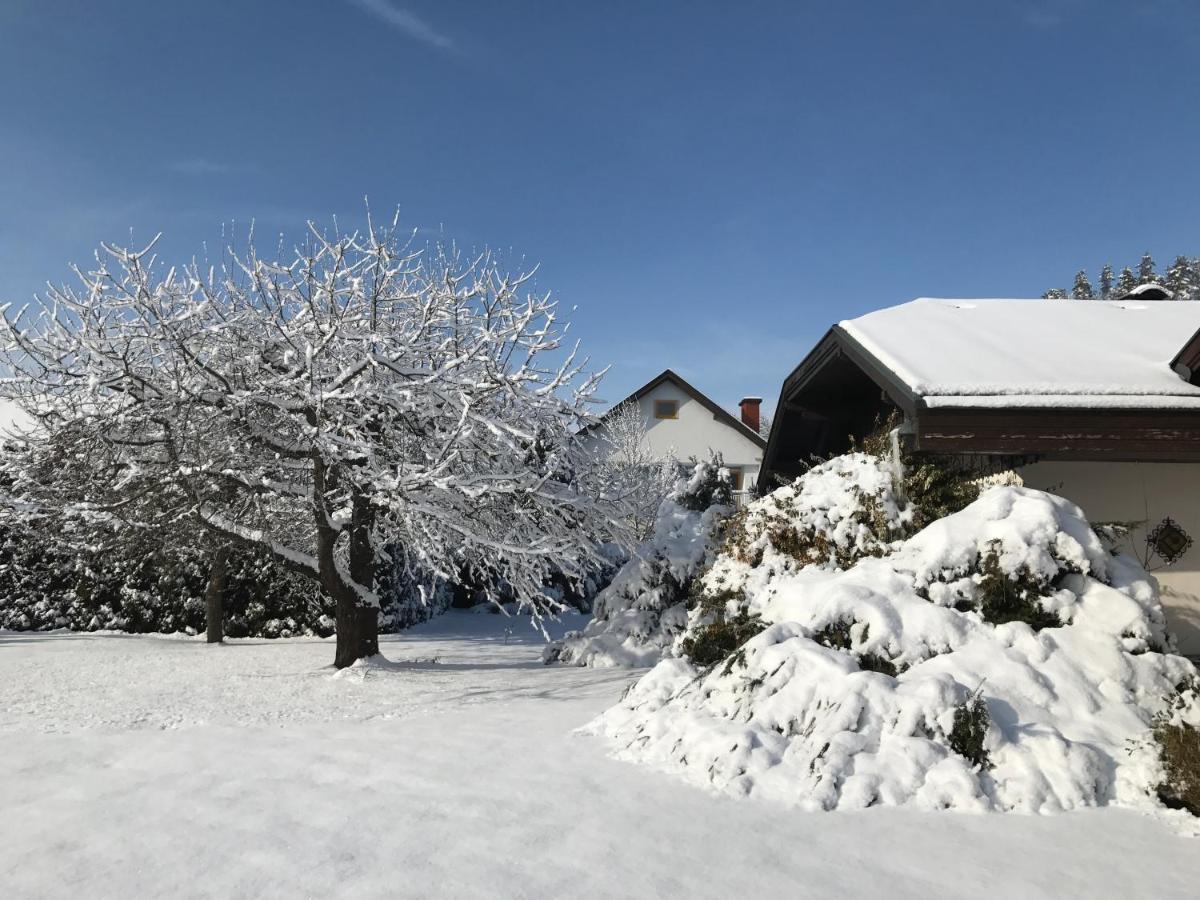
165,158,237,176
346,0,455,51
1018,0,1086,29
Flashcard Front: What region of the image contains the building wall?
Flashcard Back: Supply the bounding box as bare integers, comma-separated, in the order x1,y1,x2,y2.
1018,460,1200,656
581,379,764,487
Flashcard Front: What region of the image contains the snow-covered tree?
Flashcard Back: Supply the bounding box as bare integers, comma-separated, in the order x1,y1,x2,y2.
1116,266,1138,297
590,401,675,540
1165,255,1199,302
545,452,734,667
1048,257,1200,302
1041,288,1068,300
758,411,773,441
0,215,629,667
1137,252,1160,285
1070,270,1094,300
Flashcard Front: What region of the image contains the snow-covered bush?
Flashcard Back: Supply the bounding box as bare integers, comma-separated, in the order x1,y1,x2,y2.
543,455,733,667
1153,679,1200,816
0,434,450,637
715,452,910,576
681,452,922,671
588,464,1200,816
0,522,454,638
0,516,327,636
675,454,734,512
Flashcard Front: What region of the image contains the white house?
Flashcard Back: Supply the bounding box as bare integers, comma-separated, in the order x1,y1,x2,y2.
581,369,767,498
760,297,1200,655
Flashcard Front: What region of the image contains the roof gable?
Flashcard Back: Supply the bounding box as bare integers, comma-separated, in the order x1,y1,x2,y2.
595,369,767,448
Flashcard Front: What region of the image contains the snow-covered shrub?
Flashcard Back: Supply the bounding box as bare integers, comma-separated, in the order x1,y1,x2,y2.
681,452,915,668
588,482,1200,816
857,409,980,531
678,606,764,669
948,693,992,771
0,515,449,638
675,454,734,512
543,455,734,667
1154,679,1200,816
714,452,909,576
375,549,455,631
0,515,330,636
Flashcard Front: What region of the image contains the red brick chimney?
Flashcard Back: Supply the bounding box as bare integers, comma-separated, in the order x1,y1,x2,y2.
738,397,762,434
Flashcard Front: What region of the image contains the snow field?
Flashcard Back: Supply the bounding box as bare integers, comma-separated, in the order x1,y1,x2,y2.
2,613,1199,898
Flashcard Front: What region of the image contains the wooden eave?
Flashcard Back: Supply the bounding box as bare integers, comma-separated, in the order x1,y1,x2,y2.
1172,326,1200,384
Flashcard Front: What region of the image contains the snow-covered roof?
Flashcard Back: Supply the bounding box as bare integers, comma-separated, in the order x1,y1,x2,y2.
839,299,1200,409
1123,282,1174,299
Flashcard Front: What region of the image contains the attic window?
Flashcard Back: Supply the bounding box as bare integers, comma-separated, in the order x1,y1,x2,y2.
1147,517,1193,565
654,399,678,420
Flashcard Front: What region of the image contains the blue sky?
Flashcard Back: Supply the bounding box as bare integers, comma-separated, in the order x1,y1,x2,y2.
2,0,1199,413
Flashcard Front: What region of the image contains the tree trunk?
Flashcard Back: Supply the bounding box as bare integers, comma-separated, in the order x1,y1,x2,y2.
321,494,379,669
333,592,380,669
204,545,229,644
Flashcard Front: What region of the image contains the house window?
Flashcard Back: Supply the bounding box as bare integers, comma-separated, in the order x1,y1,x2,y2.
728,468,744,491
654,399,678,420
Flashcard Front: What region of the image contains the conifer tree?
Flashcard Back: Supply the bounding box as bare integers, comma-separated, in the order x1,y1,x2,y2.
1116,267,1138,297
1099,263,1114,299
1137,252,1159,284
1186,258,1200,300
1041,288,1068,300
1070,270,1094,300
1166,255,1198,301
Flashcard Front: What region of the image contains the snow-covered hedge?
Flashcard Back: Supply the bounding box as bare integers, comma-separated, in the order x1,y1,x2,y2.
543,456,733,667
0,523,452,638
587,455,1200,817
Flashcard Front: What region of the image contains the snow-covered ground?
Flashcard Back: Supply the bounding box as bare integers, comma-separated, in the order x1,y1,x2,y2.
2,612,1198,899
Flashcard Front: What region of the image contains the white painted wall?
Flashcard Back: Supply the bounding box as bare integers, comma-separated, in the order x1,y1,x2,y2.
1018,460,1200,656
581,379,763,486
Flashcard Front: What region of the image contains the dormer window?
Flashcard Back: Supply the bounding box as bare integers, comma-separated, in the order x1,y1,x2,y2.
654,399,678,420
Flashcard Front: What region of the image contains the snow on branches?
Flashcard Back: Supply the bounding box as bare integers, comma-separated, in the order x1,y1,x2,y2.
0,214,630,666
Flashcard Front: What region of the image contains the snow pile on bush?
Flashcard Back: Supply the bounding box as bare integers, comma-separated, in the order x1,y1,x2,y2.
589,463,1200,816
544,457,733,667
714,452,910,579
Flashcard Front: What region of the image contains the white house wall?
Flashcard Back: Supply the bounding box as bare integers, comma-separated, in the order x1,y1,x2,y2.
1018,460,1200,656
582,379,763,485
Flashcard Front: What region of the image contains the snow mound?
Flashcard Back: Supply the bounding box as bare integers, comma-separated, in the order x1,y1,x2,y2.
589,482,1200,814
544,456,733,668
